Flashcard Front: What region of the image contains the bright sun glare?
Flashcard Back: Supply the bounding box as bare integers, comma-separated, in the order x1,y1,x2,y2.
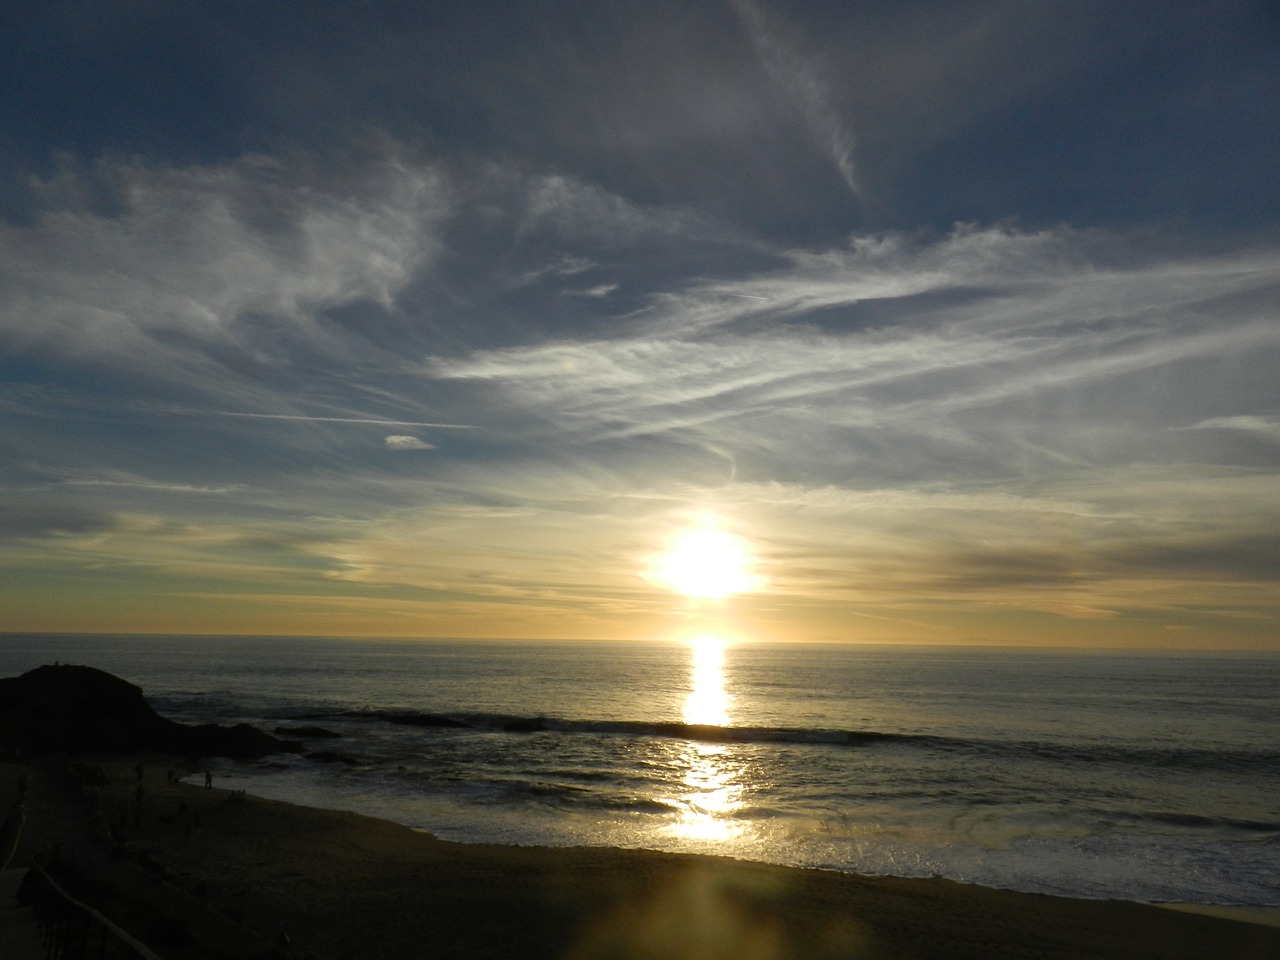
651,520,758,599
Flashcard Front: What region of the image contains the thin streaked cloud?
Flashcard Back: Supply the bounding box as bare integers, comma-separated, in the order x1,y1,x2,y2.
733,0,863,199
384,435,435,451
206,412,472,430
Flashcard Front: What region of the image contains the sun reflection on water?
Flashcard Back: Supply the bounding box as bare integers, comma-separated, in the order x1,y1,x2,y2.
665,634,745,842
683,634,732,727
672,741,743,841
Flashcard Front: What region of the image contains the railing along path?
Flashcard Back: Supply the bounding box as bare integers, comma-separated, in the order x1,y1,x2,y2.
12,861,164,960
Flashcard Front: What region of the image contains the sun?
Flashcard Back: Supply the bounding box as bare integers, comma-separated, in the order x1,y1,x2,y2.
650,520,759,599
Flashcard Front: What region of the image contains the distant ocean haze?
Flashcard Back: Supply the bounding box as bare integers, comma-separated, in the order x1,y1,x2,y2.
2,634,1277,906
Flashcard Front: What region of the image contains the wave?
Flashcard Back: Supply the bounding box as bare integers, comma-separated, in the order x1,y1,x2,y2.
306,709,943,747
978,739,1280,776
1121,811,1280,835
291,709,1280,776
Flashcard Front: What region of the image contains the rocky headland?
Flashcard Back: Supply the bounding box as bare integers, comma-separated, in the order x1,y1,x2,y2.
0,664,299,761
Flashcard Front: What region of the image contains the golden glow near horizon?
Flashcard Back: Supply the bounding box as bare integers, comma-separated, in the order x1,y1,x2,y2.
649,518,760,600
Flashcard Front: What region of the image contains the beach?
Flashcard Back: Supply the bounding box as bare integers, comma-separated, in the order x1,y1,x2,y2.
4,759,1279,960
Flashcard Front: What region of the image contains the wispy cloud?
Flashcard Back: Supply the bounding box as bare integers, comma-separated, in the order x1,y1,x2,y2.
515,171,711,243
384,435,434,451
56,468,244,496
562,284,619,299
733,0,863,199
1,153,449,383
207,412,471,429
1181,415,1280,440
0,499,113,543
430,226,1280,477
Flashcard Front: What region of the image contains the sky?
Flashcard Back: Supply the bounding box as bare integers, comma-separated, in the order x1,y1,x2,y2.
2,0,1278,649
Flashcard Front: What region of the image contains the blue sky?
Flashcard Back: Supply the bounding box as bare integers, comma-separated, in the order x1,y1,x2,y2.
2,1,1278,646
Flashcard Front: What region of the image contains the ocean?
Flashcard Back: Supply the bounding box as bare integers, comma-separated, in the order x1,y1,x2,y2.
2,634,1277,907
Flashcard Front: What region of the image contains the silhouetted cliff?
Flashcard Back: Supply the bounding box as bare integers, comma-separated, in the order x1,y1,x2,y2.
0,664,299,759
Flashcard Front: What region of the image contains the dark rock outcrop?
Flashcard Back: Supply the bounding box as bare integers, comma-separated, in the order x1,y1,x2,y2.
0,664,300,760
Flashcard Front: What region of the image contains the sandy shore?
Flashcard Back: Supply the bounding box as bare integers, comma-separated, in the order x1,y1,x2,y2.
4,759,1279,960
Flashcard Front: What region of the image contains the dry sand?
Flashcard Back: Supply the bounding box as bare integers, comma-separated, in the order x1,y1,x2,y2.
4,759,1279,960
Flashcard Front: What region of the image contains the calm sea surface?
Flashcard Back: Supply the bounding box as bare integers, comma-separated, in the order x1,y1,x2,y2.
2,634,1278,906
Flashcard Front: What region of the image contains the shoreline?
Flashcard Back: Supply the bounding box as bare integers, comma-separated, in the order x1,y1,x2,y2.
6,758,1280,960
196,768,1280,930
1156,903,1280,929
197,761,1280,923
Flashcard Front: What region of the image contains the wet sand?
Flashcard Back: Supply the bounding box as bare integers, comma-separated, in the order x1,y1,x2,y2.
4,760,1279,959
